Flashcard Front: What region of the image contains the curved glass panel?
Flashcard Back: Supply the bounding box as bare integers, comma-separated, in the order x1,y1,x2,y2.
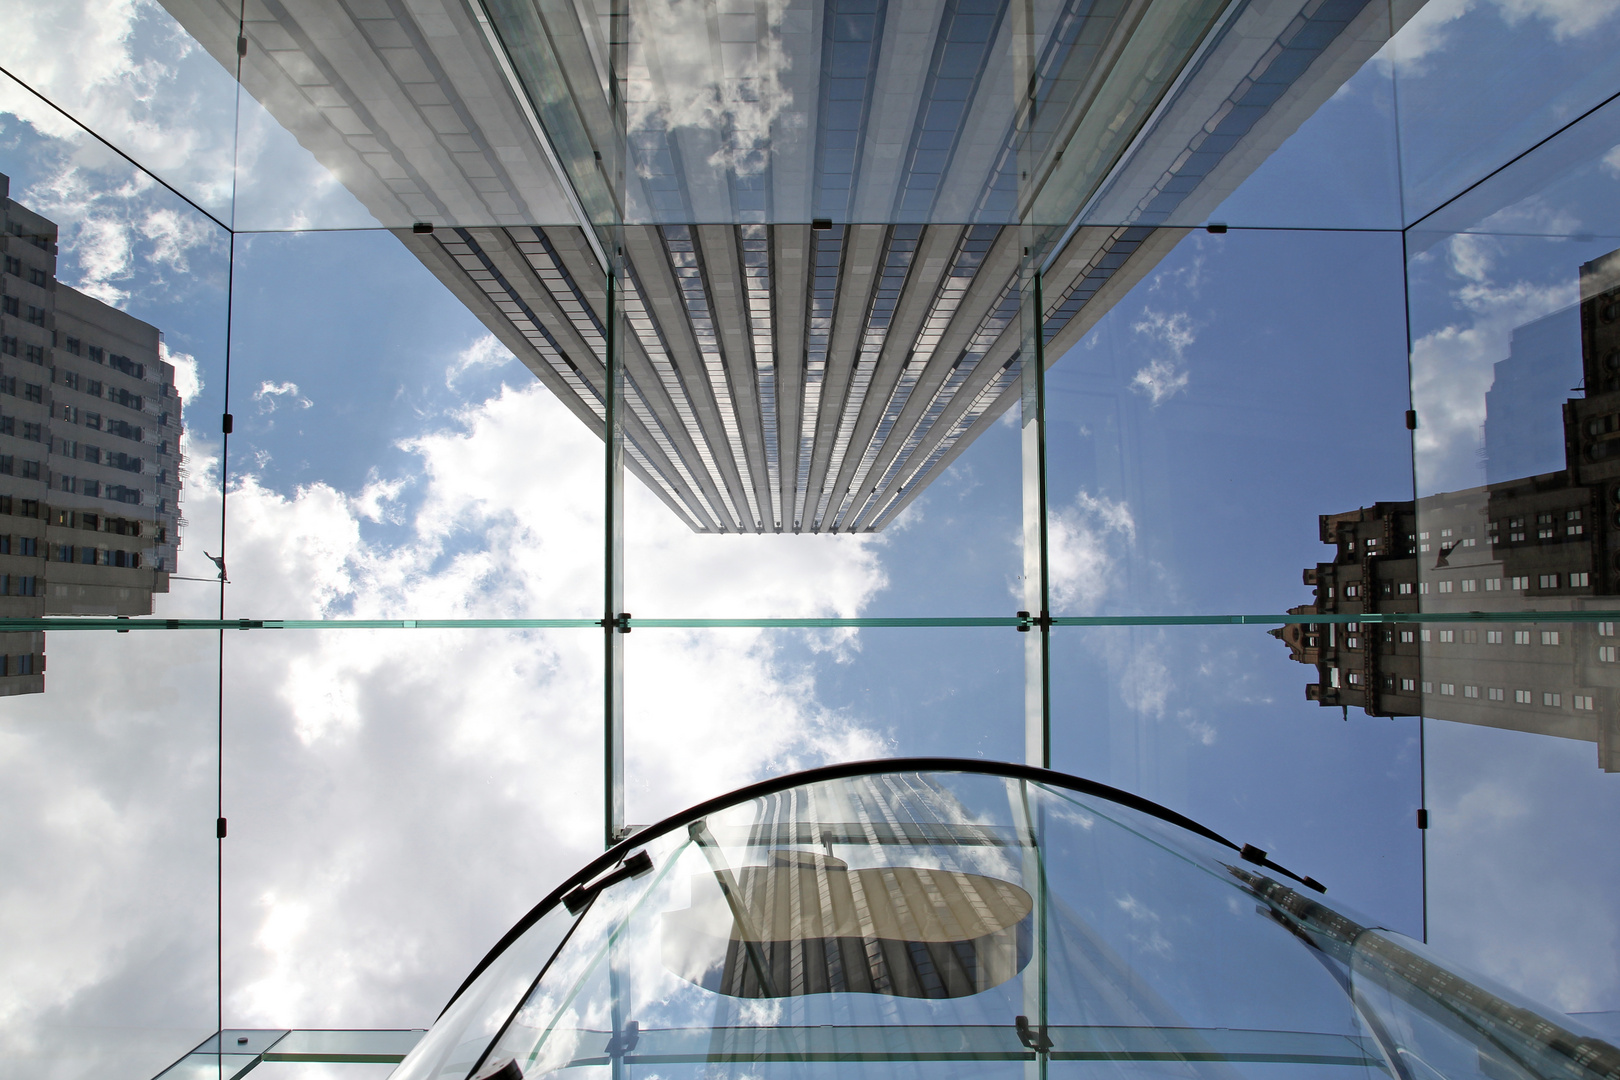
396,765,1616,1080
391,905,579,1080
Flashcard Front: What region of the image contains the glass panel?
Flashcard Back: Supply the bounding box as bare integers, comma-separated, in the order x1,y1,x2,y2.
0,630,221,1080
613,221,1025,613
1407,95,1620,615
1204,51,1403,231
220,228,601,618
623,629,1024,826
266,1029,425,1058
0,70,231,620
155,1053,262,1080
1049,624,1424,935
208,0,587,232
219,628,602,1035
1415,615,1619,1016
1390,0,1620,223
391,909,576,1080
1044,227,1410,615
0,74,229,1080
0,2,240,225
245,1064,402,1079
1056,0,1398,233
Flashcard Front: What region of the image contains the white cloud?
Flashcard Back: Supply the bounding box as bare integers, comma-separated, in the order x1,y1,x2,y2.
253,381,313,411
445,333,515,388
1045,491,1135,613
1128,309,1195,405
627,0,802,177
1388,0,1620,65
1130,359,1191,405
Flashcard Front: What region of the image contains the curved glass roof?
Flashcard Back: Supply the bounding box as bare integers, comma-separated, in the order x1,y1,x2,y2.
393,761,1619,1080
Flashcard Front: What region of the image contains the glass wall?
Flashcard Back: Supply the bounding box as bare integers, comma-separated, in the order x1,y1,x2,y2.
1,0,1618,1076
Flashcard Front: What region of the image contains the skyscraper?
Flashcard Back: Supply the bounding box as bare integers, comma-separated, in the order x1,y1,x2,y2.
160,0,1407,531
0,173,184,696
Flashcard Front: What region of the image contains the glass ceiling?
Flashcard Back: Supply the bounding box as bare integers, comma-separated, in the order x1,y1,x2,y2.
0,0,1618,1076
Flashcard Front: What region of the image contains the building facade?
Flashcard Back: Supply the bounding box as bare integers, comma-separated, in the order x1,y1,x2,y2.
1273,248,1620,771
0,173,183,696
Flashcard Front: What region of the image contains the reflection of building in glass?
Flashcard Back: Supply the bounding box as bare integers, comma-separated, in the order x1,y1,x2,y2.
1273,248,1620,771
160,0,1403,531
0,174,183,697
1484,305,1582,484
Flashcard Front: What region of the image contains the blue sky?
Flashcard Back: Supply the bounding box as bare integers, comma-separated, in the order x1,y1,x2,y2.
1,0,1619,1071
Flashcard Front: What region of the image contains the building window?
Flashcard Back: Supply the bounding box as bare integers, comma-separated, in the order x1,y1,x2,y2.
1568,508,1583,521
1601,622,1615,636
19,460,38,479
62,336,79,355
1463,629,1478,644
1515,630,1531,645
1601,646,1617,663
1398,582,1413,595
1440,528,1453,538
23,383,41,404
1400,630,1415,643
1568,523,1585,535
1539,574,1559,589
18,537,36,556
1438,580,1453,593
1439,630,1455,643
1347,672,1362,685
1401,678,1417,691
1510,576,1529,590
1485,578,1502,591
1420,582,1430,594
53,544,71,562
1,255,17,275
1421,629,1433,642
1344,584,1358,597
1571,572,1590,587
1,296,17,316
1515,689,1532,704
1575,695,1595,711
1440,683,1455,695
81,480,99,497
1541,631,1561,645
1461,579,1477,592
1543,692,1562,707
1464,685,1479,698
58,476,74,493
1488,687,1505,701
1347,636,1360,649
25,305,44,327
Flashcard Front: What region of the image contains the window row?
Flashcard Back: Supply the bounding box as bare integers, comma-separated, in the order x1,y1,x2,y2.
0,573,38,596
0,653,39,676
0,337,46,364
1405,680,1595,710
